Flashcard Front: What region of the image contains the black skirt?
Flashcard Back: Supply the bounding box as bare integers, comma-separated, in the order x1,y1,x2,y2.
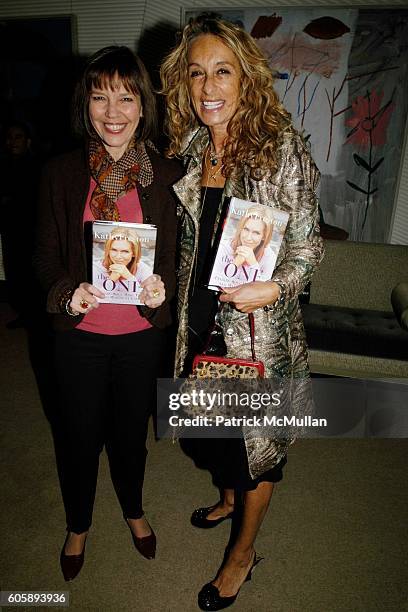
181,437,286,492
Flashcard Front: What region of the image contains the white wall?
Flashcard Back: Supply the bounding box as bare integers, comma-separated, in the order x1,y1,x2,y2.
1,0,407,243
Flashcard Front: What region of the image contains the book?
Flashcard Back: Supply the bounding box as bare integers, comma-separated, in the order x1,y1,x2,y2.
92,220,157,305
207,197,289,290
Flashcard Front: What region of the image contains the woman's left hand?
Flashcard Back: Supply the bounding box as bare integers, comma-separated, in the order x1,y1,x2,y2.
140,274,166,308
219,280,281,313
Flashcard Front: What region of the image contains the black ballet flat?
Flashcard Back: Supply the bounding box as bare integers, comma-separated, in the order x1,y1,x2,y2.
60,533,87,582
191,505,234,529
197,553,263,611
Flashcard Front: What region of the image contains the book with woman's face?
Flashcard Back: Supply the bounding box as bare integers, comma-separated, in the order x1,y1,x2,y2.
207,197,289,291
91,220,157,305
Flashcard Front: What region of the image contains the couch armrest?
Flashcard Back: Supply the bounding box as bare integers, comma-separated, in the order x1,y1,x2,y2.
391,282,408,332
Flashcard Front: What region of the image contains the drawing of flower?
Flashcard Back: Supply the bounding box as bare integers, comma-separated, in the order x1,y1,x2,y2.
345,90,394,148
345,90,395,232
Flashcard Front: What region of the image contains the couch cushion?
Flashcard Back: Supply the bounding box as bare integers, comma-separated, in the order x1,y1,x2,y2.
391,282,408,332
301,304,408,360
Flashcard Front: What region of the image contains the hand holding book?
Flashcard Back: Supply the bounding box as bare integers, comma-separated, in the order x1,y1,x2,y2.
139,274,165,308
219,280,281,314
67,281,105,315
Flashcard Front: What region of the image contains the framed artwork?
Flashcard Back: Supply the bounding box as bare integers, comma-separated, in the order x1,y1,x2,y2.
183,8,408,243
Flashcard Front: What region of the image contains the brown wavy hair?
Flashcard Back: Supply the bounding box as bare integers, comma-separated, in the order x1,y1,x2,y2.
160,14,291,178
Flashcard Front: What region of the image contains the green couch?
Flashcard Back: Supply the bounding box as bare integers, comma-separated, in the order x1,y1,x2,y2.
301,240,408,379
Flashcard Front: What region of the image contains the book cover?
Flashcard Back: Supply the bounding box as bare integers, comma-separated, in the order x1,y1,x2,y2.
208,197,289,290
92,220,157,305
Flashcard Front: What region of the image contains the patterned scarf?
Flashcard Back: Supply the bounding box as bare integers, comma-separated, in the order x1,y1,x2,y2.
88,137,154,220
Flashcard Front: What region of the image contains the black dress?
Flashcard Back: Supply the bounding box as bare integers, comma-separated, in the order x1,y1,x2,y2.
184,187,286,491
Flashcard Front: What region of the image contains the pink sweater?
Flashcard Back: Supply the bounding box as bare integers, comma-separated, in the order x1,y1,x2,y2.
76,179,152,335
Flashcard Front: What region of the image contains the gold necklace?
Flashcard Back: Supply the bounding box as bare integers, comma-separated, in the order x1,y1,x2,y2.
205,145,224,182
208,143,225,166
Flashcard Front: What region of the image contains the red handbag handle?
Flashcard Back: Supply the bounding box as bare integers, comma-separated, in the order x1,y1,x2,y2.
203,303,257,361
248,312,256,361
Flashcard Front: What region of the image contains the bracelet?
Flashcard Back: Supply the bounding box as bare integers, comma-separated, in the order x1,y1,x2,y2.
263,281,286,312
65,298,80,317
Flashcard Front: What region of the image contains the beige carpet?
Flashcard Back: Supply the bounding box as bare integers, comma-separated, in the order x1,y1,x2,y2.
1,302,407,612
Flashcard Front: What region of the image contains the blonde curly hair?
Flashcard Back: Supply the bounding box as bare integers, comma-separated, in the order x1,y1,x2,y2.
160,14,291,179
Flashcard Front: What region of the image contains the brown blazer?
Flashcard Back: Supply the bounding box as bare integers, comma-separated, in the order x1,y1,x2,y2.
34,145,182,331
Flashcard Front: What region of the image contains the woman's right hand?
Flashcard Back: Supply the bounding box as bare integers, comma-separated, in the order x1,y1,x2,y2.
69,282,105,314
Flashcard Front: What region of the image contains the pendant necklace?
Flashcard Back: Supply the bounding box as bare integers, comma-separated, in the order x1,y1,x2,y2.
205,144,224,182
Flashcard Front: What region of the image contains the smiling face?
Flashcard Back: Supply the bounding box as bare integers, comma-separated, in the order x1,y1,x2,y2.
108,240,134,267
6,126,30,157
89,77,142,160
239,217,266,250
187,34,241,140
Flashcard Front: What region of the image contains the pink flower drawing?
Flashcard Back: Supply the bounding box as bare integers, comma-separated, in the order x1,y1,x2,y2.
345,90,394,148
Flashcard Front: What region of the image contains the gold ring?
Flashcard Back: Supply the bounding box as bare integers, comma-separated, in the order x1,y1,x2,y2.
152,289,160,298
80,299,89,309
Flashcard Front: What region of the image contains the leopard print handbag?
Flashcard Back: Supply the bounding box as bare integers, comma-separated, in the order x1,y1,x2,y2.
189,312,264,379
177,312,264,420
191,354,264,379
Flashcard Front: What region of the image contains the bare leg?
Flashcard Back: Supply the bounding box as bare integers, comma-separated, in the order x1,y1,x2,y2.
206,488,235,521
212,481,274,597
64,531,88,555
126,516,152,538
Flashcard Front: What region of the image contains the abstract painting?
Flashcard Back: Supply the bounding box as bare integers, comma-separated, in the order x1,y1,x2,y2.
184,8,408,243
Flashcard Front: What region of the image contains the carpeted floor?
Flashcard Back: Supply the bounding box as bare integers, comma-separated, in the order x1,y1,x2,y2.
1,301,407,612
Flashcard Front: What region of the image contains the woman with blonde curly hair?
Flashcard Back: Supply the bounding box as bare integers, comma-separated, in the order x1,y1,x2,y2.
161,14,323,610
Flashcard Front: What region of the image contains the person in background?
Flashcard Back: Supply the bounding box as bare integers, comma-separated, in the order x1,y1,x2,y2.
34,46,181,581
161,15,323,610
1,121,42,328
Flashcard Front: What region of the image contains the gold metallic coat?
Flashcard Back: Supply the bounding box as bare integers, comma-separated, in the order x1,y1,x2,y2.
173,127,324,478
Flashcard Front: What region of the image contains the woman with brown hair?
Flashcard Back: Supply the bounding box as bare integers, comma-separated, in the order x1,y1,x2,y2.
161,14,323,610
34,45,181,580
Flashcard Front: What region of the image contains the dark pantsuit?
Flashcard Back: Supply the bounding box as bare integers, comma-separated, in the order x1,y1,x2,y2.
54,326,166,534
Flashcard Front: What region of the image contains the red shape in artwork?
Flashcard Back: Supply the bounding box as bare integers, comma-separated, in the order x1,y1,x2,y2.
345,90,395,148
251,14,282,39
303,16,350,40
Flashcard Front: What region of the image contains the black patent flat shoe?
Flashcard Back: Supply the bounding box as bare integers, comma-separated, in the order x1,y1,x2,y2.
191,504,234,529
60,533,86,582
197,553,263,611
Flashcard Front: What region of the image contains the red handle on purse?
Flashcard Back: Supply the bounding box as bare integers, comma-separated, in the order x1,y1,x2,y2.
203,303,257,361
